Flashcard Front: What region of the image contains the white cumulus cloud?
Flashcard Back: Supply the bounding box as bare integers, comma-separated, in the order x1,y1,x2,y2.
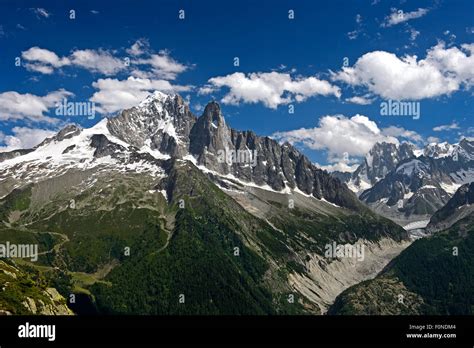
22,47,70,74
203,72,340,109
0,127,56,152
345,95,373,105
21,42,190,80
90,76,192,113
0,89,73,123
332,42,474,100
22,46,125,75
69,49,126,75
272,114,422,171
133,50,189,80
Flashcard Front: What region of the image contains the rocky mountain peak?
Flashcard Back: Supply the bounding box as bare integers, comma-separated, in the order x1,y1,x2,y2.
357,136,474,222
189,101,233,170
398,142,416,158
367,142,415,166
458,138,474,161
138,90,174,107
423,141,454,158
0,91,365,212
201,101,226,128
55,124,82,141
456,182,474,203
35,124,82,149
343,141,415,195
107,91,196,157
459,138,474,148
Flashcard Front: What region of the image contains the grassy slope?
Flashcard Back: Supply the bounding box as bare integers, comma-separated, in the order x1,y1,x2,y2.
91,162,297,314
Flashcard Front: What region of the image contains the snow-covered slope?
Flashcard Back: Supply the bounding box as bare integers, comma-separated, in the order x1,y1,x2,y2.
0,117,167,199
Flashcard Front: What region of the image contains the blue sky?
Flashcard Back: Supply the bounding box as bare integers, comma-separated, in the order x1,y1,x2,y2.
0,0,473,171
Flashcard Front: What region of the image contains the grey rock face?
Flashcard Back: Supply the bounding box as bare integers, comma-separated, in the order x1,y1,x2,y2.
0,149,34,163
360,142,415,184
360,157,451,216
331,171,352,183
54,125,82,141
330,137,474,220
189,101,234,173
90,134,126,158
187,103,361,210
441,181,474,210
0,91,364,212
36,125,82,149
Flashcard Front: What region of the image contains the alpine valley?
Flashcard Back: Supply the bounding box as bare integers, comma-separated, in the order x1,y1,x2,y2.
0,92,472,315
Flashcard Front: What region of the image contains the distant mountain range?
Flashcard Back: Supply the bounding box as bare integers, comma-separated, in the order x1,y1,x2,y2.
333,139,474,225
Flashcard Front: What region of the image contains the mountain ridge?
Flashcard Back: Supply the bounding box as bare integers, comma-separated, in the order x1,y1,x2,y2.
0,91,362,212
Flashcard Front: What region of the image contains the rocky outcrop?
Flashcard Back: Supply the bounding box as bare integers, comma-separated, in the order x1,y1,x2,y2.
0,261,73,315
0,149,33,163
354,142,415,188
356,139,474,222
90,134,126,158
